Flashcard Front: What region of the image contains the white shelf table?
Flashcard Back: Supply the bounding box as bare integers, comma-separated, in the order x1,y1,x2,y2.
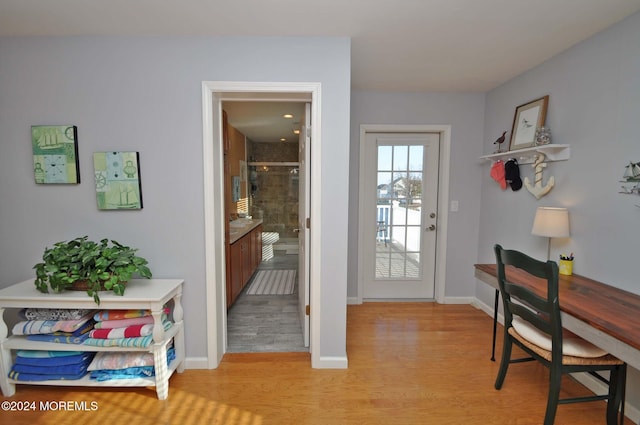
0,278,184,400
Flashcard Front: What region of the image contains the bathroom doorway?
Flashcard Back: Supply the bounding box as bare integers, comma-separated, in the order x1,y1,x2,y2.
223,100,309,353
202,81,320,369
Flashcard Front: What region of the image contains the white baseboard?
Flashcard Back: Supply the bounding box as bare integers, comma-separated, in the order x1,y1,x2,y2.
441,296,476,304
313,355,348,369
184,357,210,369
471,297,504,324
346,296,476,305
184,355,348,370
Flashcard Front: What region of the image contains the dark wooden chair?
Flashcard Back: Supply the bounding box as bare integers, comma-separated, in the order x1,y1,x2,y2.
493,244,627,425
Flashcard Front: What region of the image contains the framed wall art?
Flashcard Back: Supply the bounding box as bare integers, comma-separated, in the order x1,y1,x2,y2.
93,151,143,210
32,125,80,184
509,95,549,151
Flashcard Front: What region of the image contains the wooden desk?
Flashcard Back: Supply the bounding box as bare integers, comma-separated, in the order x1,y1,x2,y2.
475,264,640,371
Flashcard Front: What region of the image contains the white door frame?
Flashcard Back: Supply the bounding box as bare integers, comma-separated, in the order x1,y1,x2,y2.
299,102,311,347
201,81,322,368
357,124,451,304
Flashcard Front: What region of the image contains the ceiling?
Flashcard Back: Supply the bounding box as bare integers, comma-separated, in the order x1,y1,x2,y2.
3,0,640,141
223,101,306,143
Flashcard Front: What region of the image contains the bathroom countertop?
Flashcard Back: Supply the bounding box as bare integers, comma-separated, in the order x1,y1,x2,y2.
228,218,263,244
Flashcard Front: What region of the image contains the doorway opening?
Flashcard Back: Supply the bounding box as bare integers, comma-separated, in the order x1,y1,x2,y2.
201,82,320,369
223,100,308,353
357,125,451,304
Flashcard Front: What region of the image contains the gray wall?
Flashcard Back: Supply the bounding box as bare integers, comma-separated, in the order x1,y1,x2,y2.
478,11,640,413
0,36,351,362
349,91,485,300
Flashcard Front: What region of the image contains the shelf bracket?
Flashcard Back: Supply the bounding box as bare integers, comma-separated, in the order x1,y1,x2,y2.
524,153,555,199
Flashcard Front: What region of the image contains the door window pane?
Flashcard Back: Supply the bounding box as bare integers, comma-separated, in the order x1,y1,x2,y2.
375,143,423,280
406,172,422,225
409,145,423,171
377,172,393,197
405,226,421,252
378,145,392,170
393,145,408,171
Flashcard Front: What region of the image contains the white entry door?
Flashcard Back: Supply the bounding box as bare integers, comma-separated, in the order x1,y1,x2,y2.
361,132,440,299
298,103,311,347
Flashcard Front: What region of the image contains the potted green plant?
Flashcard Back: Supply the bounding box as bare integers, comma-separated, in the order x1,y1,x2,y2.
34,236,152,304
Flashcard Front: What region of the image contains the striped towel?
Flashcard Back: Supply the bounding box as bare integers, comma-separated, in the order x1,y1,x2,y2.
94,309,151,321
93,316,155,329
83,321,172,348
94,308,169,321
12,313,93,335
89,324,154,339
83,335,154,348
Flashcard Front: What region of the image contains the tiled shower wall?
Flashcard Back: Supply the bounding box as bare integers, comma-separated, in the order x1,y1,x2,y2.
248,141,299,238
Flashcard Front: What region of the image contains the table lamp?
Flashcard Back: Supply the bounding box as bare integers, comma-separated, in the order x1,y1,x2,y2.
531,207,570,260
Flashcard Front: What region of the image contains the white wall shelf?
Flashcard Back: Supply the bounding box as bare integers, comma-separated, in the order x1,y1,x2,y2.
479,144,570,165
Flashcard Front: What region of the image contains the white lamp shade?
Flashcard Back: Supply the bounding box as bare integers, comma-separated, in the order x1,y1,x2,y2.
531,207,570,238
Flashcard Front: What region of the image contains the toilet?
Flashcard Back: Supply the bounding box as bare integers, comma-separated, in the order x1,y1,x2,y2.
262,232,280,261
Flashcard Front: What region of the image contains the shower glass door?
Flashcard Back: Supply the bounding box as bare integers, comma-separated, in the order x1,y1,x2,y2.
250,164,299,239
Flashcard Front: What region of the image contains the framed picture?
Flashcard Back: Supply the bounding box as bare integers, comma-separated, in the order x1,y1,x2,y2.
32,125,80,184
509,95,549,151
93,151,143,210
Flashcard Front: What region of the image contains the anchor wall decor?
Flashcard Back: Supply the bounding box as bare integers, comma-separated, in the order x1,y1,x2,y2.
524,153,554,199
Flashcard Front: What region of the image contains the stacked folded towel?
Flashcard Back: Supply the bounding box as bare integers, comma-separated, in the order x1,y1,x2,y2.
9,350,95,381
88,343,176,381
89,319,154,339
94,309,162,321
7,308,175,382
83,308,172,348
22,308,93,321
12,308,95,344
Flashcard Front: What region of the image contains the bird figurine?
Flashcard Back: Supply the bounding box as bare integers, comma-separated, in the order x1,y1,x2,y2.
493,131,507,153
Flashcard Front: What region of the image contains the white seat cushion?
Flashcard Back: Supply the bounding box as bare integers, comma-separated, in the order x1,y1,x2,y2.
512,316,608,358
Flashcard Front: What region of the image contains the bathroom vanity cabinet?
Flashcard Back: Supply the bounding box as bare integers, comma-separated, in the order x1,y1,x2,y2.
227,219,263,307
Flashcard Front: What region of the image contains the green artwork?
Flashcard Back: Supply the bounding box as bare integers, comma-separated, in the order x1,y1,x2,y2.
93,152,143,210
32,125,80,184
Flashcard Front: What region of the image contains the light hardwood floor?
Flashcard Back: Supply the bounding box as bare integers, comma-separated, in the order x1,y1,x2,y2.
1,303,632,424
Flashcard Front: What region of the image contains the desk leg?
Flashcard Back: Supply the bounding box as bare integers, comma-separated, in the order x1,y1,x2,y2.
491,289,499,361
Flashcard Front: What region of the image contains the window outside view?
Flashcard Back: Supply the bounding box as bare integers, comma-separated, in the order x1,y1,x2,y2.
376,144,424,280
